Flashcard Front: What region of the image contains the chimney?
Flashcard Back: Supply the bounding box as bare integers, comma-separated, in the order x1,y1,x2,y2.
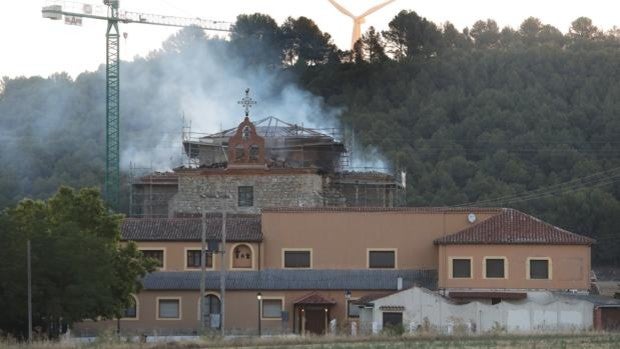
397,277,403,291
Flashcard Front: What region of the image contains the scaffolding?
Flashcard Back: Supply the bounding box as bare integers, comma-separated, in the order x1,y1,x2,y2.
129,116,407,217
181,116,348,171
128,163,178,217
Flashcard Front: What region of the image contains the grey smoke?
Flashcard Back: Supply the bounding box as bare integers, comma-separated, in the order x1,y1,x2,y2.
119,30,388,172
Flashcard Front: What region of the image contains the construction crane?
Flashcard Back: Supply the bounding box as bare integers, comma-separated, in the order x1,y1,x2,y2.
42,0,231,211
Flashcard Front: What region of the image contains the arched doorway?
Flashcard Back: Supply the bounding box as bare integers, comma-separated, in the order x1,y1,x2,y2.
199,294,221,329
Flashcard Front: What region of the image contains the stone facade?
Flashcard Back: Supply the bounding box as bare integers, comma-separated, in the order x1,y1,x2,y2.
169,172,324,215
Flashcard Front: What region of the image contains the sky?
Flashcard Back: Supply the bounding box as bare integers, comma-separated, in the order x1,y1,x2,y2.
1,0,620,79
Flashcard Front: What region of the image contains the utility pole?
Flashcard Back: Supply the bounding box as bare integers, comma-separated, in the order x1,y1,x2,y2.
220,212,227,336
27,240,32,342
199,209,206,333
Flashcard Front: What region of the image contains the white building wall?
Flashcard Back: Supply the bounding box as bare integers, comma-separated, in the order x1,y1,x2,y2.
365,287,593,334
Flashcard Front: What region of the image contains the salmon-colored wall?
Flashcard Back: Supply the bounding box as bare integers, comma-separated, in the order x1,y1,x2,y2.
74,289,370,335
438,244,591,290
135,241,260,271
260,211,497,269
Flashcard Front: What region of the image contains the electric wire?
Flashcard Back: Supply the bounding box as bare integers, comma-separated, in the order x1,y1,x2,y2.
454,166,620,207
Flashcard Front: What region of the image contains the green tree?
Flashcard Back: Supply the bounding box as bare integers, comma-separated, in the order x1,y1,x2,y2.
0,187,154,338
281,16,335,65
470,19,500,48
230,13,284,67
361,26,388,63
569,17,601,40
519,17,543,46
382,10,442,60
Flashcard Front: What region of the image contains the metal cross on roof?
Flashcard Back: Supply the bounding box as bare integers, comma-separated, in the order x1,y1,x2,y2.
237,88,257,117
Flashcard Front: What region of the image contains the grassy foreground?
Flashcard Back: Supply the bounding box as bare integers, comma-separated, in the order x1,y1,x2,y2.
2,333,620,349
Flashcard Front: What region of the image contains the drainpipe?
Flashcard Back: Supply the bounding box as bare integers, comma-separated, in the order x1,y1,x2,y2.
397,277,403,291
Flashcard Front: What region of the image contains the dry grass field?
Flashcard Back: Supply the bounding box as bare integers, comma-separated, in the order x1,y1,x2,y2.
2,333,620,349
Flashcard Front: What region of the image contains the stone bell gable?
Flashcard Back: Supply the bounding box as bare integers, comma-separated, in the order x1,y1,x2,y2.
227,117,266,168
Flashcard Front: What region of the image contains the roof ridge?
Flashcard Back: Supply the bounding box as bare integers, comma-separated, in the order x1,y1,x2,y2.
434,208,594,245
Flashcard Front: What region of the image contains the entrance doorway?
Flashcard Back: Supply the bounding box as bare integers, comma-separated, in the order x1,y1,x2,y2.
293,292,336,335
203,294,221,329
304,307,327,334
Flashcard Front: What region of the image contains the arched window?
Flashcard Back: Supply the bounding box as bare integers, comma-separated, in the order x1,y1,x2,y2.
242,126,251,140
232,244,253,268
123,295,138,319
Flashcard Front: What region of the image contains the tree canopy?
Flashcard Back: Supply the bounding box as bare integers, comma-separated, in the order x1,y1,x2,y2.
0,187,154,338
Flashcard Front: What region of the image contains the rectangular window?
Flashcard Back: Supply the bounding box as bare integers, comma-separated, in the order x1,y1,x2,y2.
347,300,360,318
186,250,213,269
141,249,164,268
368,250,395,269
530,259,550,279
382,312,403,327
158,299,180,319
238,186,254,207
262,299,283,319
283,250,311,268
451,258,472,278
485,258,505,278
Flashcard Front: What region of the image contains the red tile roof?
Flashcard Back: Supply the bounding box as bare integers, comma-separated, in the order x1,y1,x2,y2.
262,207,503,214
121,214,262,242
351,292,397,305
294,292,336,305
434,208,594,245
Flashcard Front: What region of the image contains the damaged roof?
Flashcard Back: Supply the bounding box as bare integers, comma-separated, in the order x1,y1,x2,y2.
141,269,437,291
121,215,262,242
434,208,594,245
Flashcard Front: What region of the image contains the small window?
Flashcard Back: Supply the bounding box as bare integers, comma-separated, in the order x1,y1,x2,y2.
382,312,403,327
123,296,137,318
235,144,245,161
452,258,471,278
369,250,395,269
347,300,360,318
141,249,164,268
284,250,311,268
530,259,550,279
238,186,254,207
186,250,213,268
249,145,260,161
485,258,505,278
262,299,283,319
242,126,251,140
158,299,180,319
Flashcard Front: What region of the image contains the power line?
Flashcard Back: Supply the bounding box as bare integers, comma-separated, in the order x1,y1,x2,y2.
454,166,620,207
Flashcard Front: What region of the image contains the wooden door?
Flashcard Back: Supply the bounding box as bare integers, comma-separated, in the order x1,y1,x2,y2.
305,308,325,334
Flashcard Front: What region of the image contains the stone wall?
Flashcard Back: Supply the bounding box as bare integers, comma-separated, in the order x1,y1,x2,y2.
169,173,324,215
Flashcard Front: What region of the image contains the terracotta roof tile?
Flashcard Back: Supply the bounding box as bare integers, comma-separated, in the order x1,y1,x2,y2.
434,209,594,245
262,207,503,214
352,292,397,305
294,292,336,305
121,215,262,242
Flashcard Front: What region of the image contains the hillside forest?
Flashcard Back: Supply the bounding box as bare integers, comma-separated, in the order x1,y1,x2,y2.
1,11,620,265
